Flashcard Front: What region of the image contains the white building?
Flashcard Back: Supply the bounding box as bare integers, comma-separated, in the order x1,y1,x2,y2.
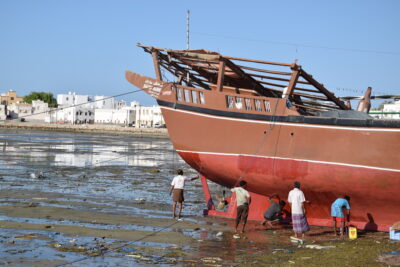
29,100,50,121
134,105,164,128
94,108,135,125
94,96,114,109
46,107,94,124
0,105,6,121
57,92,93,107
114,100,127,109
370,100,400,119
7,103,32,120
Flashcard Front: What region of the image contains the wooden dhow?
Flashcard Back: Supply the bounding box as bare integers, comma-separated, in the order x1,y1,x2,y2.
126,44,400,231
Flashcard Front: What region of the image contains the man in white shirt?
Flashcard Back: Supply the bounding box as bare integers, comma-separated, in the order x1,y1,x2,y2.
169,169,199,219
288,181,310,238
230,180,251,233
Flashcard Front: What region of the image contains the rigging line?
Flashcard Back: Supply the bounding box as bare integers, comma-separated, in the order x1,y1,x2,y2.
55,220,180,267
0,89,142,123
192,32,400,56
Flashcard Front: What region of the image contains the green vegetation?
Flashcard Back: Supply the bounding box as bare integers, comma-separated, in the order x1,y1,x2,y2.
23,92,57,107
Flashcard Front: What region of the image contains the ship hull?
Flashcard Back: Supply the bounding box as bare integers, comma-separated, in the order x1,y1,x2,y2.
160,103,400,231
125,70,400,231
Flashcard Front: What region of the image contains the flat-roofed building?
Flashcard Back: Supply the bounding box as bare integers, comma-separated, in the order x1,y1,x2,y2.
0,90,24,105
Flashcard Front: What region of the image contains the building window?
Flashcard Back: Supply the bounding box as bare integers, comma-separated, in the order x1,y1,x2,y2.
11,97,14,100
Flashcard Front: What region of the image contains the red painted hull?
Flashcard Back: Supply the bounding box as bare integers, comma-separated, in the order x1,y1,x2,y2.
182,151,399,231
125,71,400,231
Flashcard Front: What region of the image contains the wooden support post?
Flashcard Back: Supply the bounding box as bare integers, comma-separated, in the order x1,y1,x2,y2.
200,175,215,212
301,70,349,110
216,60,225,91
152,50,163,81
284,69,300,98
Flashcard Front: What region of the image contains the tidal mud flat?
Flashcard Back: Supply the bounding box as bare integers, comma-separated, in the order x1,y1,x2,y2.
0,129,398,266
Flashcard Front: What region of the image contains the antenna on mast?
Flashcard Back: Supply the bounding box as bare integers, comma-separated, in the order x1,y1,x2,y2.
186,9,190,84
186,9,190,50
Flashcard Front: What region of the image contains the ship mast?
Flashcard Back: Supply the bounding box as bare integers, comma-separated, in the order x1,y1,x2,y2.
186,9,190,84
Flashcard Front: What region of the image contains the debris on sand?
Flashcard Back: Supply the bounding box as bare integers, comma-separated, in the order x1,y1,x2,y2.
305,244,336,250
201,257,223,264
27,202,39,207
377,253,400,266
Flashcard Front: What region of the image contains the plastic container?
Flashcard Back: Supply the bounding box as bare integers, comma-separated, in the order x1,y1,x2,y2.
348,227,357,240
390,227,400,241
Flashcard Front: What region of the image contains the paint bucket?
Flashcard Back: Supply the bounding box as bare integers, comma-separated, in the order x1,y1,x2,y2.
348,227,357,240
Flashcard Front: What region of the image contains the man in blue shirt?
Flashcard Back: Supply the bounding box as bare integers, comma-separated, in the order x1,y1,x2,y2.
331,195,351,237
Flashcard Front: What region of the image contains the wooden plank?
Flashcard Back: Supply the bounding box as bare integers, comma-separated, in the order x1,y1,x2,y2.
284,69,300,98
224,55,292,67
256,79,287,88
223,58,277,97
301,100,342,109
292,91,328,100
151,50,162,81
157,53,210,89
294,87,321,93
245,72,311,85
216,60,225,91
292,103,326,112
236,64,292,76
300,70,348,110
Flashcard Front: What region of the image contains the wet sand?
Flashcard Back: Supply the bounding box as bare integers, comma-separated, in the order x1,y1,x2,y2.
0,129,399,266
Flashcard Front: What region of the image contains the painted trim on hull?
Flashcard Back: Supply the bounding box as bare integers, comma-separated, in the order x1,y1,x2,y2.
177,149,400,173
158,100,400,131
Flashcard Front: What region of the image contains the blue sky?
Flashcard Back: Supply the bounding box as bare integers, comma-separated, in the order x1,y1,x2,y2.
0,0,399,107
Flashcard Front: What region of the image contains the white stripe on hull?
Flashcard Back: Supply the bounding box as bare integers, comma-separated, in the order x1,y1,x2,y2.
176,149,400,173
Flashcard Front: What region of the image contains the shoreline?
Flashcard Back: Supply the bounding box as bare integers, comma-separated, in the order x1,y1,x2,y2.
0,121,169,137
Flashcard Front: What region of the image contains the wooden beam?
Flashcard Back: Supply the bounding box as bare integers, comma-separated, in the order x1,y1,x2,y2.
246,72,311,85
292,103,326,112
294,87,321,93
236,64,292,76
157,53,210,89
284,69,300,98
224,55,292,67
256,79,287,88
300,70,349,110
292,91,328,100
223,58,277,97
151,50,162,81
216,60,225,91
301,100,341,109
